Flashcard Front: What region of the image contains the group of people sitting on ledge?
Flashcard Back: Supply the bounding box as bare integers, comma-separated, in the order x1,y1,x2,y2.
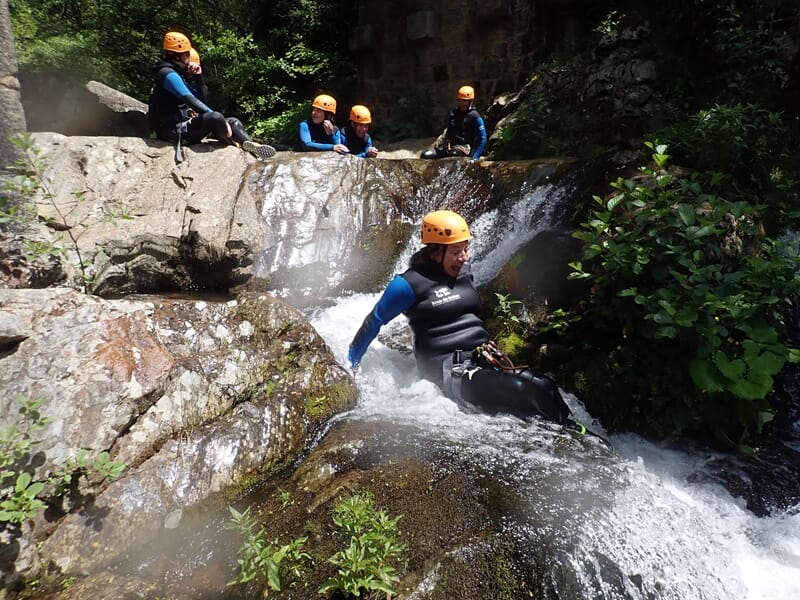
147,31,488,162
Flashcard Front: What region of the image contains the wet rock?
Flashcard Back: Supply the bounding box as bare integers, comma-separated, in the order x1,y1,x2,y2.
3,133,580,301
0,287,356,582
0,0,26,170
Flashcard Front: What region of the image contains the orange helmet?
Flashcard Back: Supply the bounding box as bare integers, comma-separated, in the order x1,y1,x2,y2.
421,210,471,245
457,85,475,101
349,105,372,124
189,47,200,64
312,94,337,114
163,32,192,53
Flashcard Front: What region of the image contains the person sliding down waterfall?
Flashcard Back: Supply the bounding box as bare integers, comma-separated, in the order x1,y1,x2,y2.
348,210,593,434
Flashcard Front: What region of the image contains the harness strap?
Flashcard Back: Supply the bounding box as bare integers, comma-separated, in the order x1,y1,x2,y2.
174,119,189,164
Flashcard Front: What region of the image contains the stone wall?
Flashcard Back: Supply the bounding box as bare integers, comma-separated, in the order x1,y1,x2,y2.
349,0,578,130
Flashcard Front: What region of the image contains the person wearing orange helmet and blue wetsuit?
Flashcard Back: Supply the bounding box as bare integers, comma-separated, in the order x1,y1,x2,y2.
340,105,379,158
297,94,349,153
348,210,580,427
421,86,487,161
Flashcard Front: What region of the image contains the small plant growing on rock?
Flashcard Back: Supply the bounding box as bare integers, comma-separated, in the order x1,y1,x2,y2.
318,491,407,598
227,505,311,596
0,395,125,524
1,132,131,292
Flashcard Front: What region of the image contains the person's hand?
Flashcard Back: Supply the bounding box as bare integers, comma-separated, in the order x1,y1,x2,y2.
322,120,336,135
367,147,379,158
225,121,233,139
188,62,202,75
333,144,349,154
347,361,361,378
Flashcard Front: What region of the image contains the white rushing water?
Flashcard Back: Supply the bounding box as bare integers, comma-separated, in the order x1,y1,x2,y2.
310,292,800,599
302,175,800,599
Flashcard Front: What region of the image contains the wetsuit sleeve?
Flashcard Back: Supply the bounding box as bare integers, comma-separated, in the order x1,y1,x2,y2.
348,276,417,367
163,71,212,114
471,114,487,159
299,121,334,151
358,134,373,159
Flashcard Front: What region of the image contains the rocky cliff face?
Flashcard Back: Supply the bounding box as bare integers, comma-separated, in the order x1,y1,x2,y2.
0,133,577,301
0,0,26,170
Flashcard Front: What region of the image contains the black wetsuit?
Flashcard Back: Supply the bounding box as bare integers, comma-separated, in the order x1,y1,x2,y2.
444,107,487,157
147,59,250,145
340,124,374,157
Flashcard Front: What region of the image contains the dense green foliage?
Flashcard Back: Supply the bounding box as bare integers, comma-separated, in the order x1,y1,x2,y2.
9,0,356,143
490,93,554,160
549,143,800,448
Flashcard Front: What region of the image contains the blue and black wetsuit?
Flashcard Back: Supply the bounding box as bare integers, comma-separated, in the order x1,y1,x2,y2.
297,118,341,151
340,124,373,158
445,106,487,160
348,256,571,424
147,59,251,145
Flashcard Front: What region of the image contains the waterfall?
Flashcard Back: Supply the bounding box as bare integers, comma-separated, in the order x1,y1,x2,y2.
307,178,800,598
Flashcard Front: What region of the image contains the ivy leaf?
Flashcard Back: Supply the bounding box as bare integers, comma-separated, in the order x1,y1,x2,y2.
729,371,772,400
713,352,746,381
677,204,696,226
689,358,726,392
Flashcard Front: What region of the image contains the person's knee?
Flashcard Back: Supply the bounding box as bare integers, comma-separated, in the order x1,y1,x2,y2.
205,111,226,126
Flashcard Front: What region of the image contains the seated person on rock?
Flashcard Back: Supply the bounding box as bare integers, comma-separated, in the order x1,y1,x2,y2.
297,94,349,154
340,105,379,158
421,86,487,161
348,210,580,429
147,31,275,160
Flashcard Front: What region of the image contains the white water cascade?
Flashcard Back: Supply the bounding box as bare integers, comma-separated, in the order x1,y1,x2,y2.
307,185,800,599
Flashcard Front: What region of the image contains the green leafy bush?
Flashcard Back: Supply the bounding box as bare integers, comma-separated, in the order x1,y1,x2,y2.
658,102,789,192
228,491,406,598
711,4,786,104
489,93,552,160
554,143,800,448
251,102,309,146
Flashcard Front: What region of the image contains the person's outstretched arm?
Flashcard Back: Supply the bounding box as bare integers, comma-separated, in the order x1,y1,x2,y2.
163,71,212,115
348,275,416,368
299,121,335,151
471,114,487,160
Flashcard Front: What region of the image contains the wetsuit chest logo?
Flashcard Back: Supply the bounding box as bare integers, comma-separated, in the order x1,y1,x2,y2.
431,286,461,307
